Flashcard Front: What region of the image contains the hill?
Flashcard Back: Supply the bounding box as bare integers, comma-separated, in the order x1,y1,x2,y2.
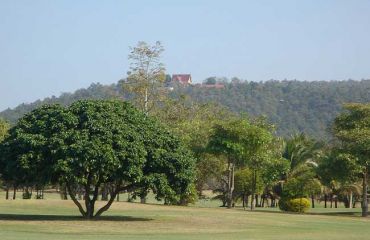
1,79,370,139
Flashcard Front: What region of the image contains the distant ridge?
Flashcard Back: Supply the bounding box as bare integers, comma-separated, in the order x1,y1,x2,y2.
1,79,370,139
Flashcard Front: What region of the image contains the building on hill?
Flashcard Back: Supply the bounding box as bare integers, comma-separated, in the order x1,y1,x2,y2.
172,74,192,85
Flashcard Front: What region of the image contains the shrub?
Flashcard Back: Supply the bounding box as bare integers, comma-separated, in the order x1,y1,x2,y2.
278,197,290,211
279,197,310,213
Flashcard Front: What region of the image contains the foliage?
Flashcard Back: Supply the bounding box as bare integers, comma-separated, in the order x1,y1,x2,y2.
282,165,321,199
207,117,275,209
280,198,311,213
333,103,370,217
2,80,370,140
123,41,166,114
317,151,361,186
0,118,9,142
0,100,195,218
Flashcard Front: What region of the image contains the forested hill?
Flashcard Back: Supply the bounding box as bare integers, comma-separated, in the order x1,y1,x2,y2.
1,80,370,139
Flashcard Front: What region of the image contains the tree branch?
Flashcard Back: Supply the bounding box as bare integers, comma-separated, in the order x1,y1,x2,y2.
66,183,86,217
94,184,136,218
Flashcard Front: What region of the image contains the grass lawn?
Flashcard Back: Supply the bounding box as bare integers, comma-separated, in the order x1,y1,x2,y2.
0,192,369,240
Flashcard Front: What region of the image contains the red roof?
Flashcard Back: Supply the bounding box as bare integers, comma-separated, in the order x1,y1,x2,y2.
172,74,192,84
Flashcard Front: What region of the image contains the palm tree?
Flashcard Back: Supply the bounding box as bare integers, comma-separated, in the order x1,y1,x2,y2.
338,182,362,208
282,133,323,179
279,133,324,207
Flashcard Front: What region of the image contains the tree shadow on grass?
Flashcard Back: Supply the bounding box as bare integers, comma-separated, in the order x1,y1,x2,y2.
0,214,152,222
250,209,364,218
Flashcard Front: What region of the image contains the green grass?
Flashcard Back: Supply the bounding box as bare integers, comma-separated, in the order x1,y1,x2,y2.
0,192,369,240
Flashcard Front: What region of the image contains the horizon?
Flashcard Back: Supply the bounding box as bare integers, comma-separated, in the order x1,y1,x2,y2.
1,0,370,111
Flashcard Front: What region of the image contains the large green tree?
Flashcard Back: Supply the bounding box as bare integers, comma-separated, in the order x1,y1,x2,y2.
333,103,370,217
0,100,195,218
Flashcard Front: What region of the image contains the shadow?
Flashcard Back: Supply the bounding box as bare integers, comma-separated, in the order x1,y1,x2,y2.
0,214,152,222
246,209,365,218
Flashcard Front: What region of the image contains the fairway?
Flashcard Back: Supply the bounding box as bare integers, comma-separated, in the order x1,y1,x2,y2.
0,198,369,240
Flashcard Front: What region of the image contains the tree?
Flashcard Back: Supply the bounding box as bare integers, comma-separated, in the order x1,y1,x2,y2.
0,100,195,219
154,96,231,196
203,77,217,85
333,103,370,217
317,150,362,208
124,41,166,115
207,118,275,209
234,168,263,209
0,118,10,199
0,119,9,142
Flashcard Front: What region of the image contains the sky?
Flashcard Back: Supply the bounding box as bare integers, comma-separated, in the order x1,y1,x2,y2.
1,0,370,111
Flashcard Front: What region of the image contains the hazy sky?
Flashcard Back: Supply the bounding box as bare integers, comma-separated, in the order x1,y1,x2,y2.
1,0,370,111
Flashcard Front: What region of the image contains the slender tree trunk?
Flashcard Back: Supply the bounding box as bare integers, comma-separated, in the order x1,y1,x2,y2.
116,192,120,202
246,195,249,208
349,191,353,209
250,193,254,210
140,189,148,204
335,197,338,208
242,194,246,210
271,196,275,208
311,194,315,208
250,169,257,211
12,187,16,200
227,162,235,209
5,187,9,200
255,194,259,208
144,88,148,115
324,194,327,208
330,195,333,208
362,167,368,217
101,184,108,201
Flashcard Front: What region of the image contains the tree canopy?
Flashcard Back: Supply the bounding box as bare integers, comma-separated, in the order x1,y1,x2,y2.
0,100,195,218
333,103,370,217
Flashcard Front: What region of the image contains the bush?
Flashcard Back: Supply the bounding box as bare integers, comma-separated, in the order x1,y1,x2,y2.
278,197,290,211
288,198,310,213
279,197,310,213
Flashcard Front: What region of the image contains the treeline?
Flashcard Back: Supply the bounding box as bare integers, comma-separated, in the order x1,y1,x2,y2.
1,79,370,139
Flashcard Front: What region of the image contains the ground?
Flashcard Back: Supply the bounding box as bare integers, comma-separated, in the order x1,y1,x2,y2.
0,192,369,240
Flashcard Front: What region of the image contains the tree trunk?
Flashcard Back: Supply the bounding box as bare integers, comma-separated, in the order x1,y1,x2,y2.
362,167,368,217
250,193,254,210
349,191,353,209
324,194,327,208
255,194,259,208
67,184,86,217
101,184,109,201
250,169,257,211
311,194,315,208
144,87,148,115
242,193,246,209
246,195,249,207
95,189,119,218
5,188,9,200
335,196,338,208
226,162,235,209
12,187,16,200
330,195,333,208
